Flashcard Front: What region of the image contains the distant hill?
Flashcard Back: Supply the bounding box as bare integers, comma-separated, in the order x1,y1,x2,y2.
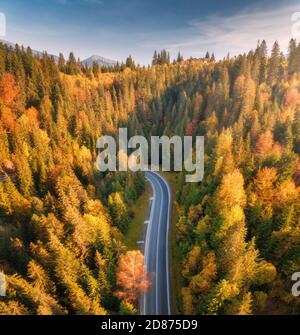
0,40,117,68
81,55,117,68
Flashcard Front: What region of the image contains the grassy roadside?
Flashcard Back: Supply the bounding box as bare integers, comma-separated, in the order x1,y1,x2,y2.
161,172,183,315
124,184,151,250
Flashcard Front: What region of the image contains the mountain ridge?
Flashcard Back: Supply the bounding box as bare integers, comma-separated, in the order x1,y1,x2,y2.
81,54,117,67
0,39,117,68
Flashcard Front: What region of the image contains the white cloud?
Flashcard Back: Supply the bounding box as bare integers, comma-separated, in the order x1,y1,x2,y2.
142,2,300,59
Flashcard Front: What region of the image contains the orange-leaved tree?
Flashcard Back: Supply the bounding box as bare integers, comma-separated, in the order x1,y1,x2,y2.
114,250,151,303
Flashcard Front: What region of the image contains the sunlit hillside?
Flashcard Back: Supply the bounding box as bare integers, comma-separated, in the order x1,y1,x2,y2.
0,40,300,315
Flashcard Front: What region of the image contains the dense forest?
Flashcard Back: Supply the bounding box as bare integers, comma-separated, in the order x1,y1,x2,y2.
0,39,300,314
0,42,147,315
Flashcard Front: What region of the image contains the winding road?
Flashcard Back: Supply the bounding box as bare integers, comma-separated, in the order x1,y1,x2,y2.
141,171,172,315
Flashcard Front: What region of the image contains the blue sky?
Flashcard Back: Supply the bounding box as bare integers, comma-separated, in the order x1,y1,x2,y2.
0,0,299,64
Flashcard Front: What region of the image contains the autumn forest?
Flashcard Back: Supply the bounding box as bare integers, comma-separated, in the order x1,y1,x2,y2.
0,38,300,315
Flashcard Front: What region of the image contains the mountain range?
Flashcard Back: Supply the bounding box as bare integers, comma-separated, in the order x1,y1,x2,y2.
0,40,117,68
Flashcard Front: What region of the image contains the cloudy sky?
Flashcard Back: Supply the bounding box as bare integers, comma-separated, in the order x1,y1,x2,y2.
0,0,299,64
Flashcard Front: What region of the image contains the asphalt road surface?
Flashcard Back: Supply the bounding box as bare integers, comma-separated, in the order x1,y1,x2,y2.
141,171,171,315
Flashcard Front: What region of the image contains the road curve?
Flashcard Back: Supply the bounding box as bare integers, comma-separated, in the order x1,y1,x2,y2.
141,171,172,315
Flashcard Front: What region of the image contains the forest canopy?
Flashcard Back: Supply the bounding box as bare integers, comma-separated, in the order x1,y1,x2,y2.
0,39,300,314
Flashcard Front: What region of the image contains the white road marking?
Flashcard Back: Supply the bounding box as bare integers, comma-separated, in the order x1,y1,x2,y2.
152,172,172,315
142,172,171,315
142,173,156,315
155,178,164,314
